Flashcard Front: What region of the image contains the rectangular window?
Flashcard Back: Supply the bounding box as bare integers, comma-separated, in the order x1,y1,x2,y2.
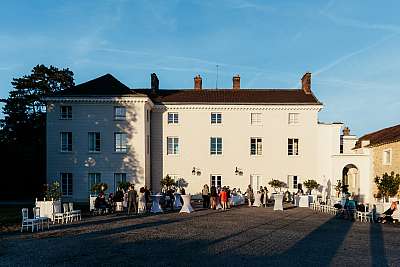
114,106,126,120
89,173,101,193
114,132,128,152
61,173,73,196
251,113,262,125
211,175,222,188
288,113,299,124
288,138,299,155
250,174,262,189
146,110,150,122
211,112,222,124
114,173,127,191
383,149,392,165
210,137,222,155
167,137,179,155
288,175,298,190
250,138,262,155
88,132,101,152
168,112,179,124
60,106,72,119
60,132,72,152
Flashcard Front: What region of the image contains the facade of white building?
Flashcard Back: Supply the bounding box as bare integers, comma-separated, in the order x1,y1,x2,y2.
45,72,372,203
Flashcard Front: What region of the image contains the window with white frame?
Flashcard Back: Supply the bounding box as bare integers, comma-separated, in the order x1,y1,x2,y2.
383,149,392,165
250,138,262,155
287,175,298,190
61,173,73,196
210,137,222,155
114,173,127,191
60,106,72,119
211,112,222,124
251,113,262,125
89,173,101,193
211,175,222,188
114,132,128,152
167,137,179,155
288,113,299,124
288,138,299,155
114,106,126,120
60,132,72,152
88,132,101,152
168,112,179,124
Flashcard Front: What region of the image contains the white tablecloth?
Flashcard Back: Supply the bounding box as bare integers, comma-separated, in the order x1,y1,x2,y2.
150,195,163,213
299,196,310,207
174,193,182,209
180,195,194,213
274,194,283,211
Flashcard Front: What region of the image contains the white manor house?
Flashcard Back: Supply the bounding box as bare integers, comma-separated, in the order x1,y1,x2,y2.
45,72,372,202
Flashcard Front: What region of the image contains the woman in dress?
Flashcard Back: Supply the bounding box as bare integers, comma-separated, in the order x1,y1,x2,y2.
137,187,146,214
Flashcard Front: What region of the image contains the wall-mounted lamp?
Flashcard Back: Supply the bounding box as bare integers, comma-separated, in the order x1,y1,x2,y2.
192,167,201,176
235,167,243,176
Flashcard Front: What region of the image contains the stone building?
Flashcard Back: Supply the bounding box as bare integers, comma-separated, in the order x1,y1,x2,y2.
45,72,372,202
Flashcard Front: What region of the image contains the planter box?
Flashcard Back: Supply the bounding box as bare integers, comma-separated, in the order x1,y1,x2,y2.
35,199,61,221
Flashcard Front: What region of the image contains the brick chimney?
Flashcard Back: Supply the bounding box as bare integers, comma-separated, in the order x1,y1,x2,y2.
151,73,159,93
301,72,312,94
194,75,202,90
233,74,240,90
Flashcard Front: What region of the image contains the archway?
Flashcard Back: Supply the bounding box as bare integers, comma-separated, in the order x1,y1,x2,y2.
342,164,360,197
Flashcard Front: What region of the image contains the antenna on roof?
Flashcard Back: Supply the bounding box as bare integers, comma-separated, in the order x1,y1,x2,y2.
216,64,219,89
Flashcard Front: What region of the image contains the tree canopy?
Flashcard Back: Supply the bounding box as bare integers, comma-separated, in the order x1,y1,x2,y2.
374,172,400,200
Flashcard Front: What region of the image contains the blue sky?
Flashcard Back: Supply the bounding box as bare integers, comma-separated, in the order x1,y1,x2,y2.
0,0,399,136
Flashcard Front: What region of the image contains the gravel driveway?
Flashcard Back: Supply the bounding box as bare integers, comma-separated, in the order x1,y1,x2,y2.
1,205,400,266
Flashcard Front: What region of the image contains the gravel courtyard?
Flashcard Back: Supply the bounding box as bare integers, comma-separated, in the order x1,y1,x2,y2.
1,205,400,266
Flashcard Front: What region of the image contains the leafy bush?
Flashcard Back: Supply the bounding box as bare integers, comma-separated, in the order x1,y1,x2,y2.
268,179,287,193
91,182,108,193
374,172,400,201
160,175,175,190
117,181,132,191
303,179,319,194
45,181,62,200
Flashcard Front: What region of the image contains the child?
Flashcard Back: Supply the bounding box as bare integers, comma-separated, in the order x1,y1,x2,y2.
220,188,228,211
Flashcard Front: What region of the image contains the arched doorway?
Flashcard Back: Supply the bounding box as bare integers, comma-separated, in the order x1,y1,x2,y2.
342,164,359,197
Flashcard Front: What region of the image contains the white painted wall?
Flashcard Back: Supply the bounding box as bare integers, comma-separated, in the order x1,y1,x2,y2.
46,97,150,202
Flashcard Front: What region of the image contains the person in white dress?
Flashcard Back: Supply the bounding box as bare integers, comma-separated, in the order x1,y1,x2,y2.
137,187,146,213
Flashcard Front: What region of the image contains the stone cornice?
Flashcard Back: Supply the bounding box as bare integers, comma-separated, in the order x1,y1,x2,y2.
152,104,323,112
44,96,152,105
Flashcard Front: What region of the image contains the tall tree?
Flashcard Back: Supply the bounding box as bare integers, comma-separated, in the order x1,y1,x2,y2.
0,65,74,200
1,64,74,143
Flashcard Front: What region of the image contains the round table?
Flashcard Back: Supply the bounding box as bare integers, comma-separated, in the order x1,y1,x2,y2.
179,195,194,213
174,193,182,209
150,194,163,213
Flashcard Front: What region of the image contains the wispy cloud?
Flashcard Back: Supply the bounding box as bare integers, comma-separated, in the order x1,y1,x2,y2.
313,33,399,76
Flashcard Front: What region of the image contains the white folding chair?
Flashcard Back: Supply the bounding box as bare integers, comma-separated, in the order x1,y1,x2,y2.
33,207,50,230
68,203,81,221
21,208,39,232
53,203,65,224
63,203,73,223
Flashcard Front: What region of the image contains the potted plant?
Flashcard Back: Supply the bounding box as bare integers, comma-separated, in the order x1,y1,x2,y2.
268,179,287,193
117,181,132,191
45,181,62,201
91,182,108,195
334,180,342,197
303,179,319,195
160,175,176,191
374,172,400,203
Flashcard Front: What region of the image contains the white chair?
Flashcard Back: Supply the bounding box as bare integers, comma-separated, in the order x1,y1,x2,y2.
53,203,65,224
21,208,39,232
68,203,81,221
33,207,50,230
63,203,73,223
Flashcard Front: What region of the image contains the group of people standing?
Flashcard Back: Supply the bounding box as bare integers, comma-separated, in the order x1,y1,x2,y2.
245,185,270,207
202,184,243,210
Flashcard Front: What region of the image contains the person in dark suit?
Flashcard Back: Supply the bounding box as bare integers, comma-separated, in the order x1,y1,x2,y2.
127,185,137,215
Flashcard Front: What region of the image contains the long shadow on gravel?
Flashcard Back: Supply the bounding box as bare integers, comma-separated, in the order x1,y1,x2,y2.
370,222,388,266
